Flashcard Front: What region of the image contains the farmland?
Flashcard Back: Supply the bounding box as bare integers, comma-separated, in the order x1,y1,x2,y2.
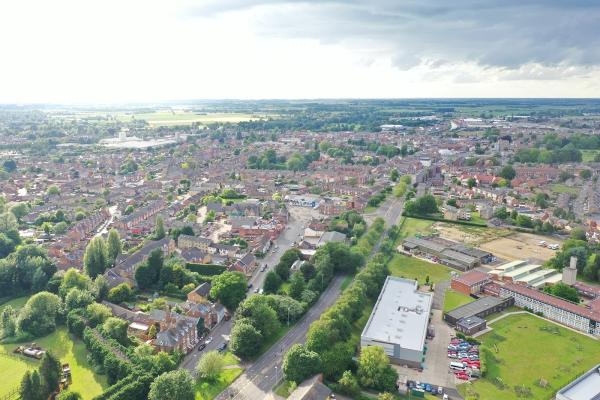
459,313,600,400
0,327,108,399
114,111,269,126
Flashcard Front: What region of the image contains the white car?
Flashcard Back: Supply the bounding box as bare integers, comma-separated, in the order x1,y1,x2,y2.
204,336,213,345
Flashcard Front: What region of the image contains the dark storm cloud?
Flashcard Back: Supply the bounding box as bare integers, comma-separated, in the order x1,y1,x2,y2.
188,0,600,71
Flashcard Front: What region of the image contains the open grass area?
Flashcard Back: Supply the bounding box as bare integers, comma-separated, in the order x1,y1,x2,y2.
443,289,475,312
115,111,269,126
388,254,452,285
0,327,108,400
274,380,296,398
0,296,29,315
195,351,243,400
582,149,600,162
551,183,579,194
458,313,600,400
340,274,355,291
396,217,435,243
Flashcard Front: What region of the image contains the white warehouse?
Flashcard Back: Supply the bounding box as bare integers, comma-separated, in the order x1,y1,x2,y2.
360,277,433,367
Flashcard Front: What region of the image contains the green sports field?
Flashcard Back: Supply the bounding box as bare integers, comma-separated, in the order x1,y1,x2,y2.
459,313,600,400
388,254,452,284
0,327,108,399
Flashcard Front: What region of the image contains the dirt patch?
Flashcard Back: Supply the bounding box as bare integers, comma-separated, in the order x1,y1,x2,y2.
479,233,562,262
432,223,510,246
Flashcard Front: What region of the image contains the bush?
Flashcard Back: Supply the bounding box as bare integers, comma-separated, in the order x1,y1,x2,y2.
185,263,226,275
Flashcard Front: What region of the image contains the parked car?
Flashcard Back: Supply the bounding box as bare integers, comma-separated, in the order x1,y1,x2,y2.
437,386,443,395
204,336,213,345
424,384,432,392
217,342,227,352
198,343,206,351
247,283,253,289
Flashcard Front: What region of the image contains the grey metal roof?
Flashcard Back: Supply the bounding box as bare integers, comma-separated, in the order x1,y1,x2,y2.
446,296,507,320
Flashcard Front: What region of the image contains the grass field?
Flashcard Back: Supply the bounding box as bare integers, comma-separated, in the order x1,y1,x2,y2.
458,313,600,400
388,254,452,284
115,111,268,126
0,296,29,314
443,290,474,312
551,183,579,194
194,352,243,400
396,217,435,243
0,327,108,399
582,149,600,162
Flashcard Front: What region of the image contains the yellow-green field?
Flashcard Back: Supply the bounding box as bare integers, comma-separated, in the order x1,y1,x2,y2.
443,289,475,312
582,149,600,162
0,327,108,399
195,352,243,400
459,313,600,400
115,111,269,126
388,254,452,284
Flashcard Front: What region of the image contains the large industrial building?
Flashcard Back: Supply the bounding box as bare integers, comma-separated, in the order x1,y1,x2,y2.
489,260,563,288
401,236,493,271
360,277,432,367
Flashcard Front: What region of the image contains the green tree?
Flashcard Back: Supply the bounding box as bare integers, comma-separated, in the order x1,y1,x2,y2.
263,271,282,294
56,391,82,400
0,305,17,337
52,221,68,234
357,346,398,392
283,344,322,384
378,393,396,400
210,271,247,311
83,236,109,278
337,370,361,397
288,271,306,300
148,370,195,400
86,303,112,327
230,320,263,359
195,350,225,381
64,288,95,311
500,165,516,180
0,211,18,233
107,283,133,304
579,169,592,180
17,292,62,337
467,177,477,188
40,351,62,396
154,216,166,240
20,371,41,400
103,317,130,346
47,185,60,196
544,283,580,303
570,227,587,241
390,169,399,182
106,229,122,265
321,341,354,380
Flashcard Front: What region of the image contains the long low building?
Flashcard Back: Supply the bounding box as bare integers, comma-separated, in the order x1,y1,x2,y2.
401,236,493,271
361,277,433,367
556,364,600,400
499,283,600,336
444,296,514,325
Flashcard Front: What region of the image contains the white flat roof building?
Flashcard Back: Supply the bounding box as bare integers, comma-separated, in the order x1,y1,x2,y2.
361,277,432,366
556,364,600,400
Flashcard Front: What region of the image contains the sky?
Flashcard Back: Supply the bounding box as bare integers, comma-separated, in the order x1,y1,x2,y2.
1,0,599,103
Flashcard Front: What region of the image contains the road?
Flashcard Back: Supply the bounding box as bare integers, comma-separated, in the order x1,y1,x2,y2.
179,206,314,373
215,194,406,399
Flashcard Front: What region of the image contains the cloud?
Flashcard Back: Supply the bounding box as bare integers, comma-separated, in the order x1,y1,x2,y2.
187,0,600,73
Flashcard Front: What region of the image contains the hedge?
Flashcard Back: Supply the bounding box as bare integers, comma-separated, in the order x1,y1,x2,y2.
185,263,227,275
93,370,154,400
401,212,487,227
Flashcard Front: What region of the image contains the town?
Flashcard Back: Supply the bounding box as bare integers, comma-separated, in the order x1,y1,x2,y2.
0,99,599,400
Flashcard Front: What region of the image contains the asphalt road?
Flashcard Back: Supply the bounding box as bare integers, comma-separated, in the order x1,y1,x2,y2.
215,195,406,399
179,206,313,373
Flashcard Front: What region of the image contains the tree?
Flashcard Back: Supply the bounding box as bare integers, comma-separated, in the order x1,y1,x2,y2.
570,227,587,241
0,211,18,233
195,350,225,381
357,346,398,392
288,271,306,300
500,165,516,181
467,177,477,189
390,169,399,182
494,206,509,220
86,303,112,327
83,236,109,278
279,248,302,269
544,283,580,303
283,344,322,384
47,185,60,196
20,371,41,400
135,250,163,289
103,317,130,346
230,320,263,359
321,341,354,380
263,271,282,294
148,370,195,400
94,275,109,301
56,391,82,400
275,261,291,281
107,283,133,304
17,292,62,337
580,169,592,180
64,288,95,311
337,370,360,397
60,268,91,297
2,159,17,172
378,393,396,400
40,351,62,396
10,203,29,221
106,229,122,266
210,271,247,311
154,216,166,240
52,221,68,234
1,305,17,337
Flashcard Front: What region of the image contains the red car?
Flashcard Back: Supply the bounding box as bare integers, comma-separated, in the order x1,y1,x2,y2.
455,373,469,380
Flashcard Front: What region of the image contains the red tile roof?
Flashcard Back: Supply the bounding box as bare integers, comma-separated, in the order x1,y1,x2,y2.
502,283,600,322
453,270,490,286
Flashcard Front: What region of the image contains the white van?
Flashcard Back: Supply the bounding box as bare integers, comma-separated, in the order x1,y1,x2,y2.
449,362,466,371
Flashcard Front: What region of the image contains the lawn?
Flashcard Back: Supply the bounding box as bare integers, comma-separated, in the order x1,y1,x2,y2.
388,254,452,285
582,149,600,162
443,289,474,312
274,380,296,398
551,183,579,194
0,296,29,314
396,217,435,243
458,313,600,400
194,352,243,400
0,327,108,399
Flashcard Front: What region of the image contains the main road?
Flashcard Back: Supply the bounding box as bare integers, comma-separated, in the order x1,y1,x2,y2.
214,194,405,399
